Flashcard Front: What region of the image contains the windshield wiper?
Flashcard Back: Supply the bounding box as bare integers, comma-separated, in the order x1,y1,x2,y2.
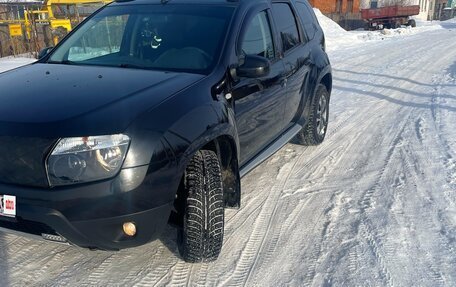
118,63,150,70
47,60,78,65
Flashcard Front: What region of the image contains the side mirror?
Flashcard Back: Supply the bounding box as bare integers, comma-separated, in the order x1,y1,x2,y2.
236,55,270,78
38,46,54,59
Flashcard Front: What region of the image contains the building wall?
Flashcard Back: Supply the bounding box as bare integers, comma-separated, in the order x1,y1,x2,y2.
416,0,433,20
310,0,364,29
310,0,360,13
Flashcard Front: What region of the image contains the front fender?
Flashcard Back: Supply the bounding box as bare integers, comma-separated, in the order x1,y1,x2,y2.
164,99,241,208
166,100,239,174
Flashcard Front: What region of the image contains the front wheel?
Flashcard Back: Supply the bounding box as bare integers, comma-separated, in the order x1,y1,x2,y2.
296,84,330,146
177,150,224,263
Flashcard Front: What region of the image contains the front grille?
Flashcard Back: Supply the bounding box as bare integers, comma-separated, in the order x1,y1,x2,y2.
0,136,56,187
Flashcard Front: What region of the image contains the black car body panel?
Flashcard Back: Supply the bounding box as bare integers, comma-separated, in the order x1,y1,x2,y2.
0,64,204,136
0,0,331,250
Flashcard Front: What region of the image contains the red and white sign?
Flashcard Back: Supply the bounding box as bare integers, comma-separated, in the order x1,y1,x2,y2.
0,195,16,217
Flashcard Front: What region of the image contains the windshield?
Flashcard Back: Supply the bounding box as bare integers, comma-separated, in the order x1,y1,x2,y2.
48,4,234,74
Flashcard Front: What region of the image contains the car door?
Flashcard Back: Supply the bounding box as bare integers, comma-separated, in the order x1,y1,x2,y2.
232,9,288,165
271,2,313,127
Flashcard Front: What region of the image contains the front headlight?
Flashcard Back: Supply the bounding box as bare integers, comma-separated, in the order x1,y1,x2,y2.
47,134,130,186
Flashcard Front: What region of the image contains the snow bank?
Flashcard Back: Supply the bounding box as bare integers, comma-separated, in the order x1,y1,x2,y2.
357,26,420,41
313,8,445,51
313,9,361,51
0,57,35,73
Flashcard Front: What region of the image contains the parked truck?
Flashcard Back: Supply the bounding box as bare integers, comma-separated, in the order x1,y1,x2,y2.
361,5,420,30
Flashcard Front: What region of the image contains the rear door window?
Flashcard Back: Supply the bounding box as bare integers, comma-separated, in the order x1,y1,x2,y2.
295,1,318,40
271,3,301,52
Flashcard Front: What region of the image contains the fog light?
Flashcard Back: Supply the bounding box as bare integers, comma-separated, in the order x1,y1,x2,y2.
123,222,136,237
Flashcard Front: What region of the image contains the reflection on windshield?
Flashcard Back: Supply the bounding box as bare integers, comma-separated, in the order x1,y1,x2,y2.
49,5,234,74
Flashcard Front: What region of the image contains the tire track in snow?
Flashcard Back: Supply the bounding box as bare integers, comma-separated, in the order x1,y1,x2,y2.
244,145,346,286
401,92,456,285
356,108,414,287
378,39,456,286
202,172,276,285
246,190,320,285
47,250,97,286
83,253,118,286
24,246,75,286
168,261,192,287
430,74,456,198
7,239,46,275
399,142,447,286
194,263,210,287
123,244,176,286
351,37,452,281
221,161,295,286
299,192,338,287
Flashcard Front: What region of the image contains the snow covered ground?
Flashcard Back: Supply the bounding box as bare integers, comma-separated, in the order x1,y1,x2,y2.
0,57,35,73
1,14,456,287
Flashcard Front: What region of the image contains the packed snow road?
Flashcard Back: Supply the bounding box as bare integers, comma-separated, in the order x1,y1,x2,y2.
1,21,456,286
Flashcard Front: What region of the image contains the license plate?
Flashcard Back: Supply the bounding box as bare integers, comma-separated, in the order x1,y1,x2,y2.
0,195,16,217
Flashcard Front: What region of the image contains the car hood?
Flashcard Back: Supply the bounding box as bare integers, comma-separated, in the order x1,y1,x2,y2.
0,63,204,137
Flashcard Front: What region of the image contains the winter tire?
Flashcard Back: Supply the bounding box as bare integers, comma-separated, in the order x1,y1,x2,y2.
177,150,224,263
296,84,330,146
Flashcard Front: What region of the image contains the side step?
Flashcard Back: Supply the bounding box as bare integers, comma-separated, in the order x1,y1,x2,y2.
41,233,69,245
239,124,302,178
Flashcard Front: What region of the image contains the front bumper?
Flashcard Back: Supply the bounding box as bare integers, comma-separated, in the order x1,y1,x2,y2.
0,165,178,250
0,203,171,250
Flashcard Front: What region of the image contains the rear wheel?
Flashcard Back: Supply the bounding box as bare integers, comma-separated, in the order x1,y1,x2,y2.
408,19,416,27
177,150,224,263
296,84,330,146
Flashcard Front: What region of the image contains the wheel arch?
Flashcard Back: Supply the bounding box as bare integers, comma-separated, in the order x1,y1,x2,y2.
174,125,241,210
320,72,332,96
300,66,332,126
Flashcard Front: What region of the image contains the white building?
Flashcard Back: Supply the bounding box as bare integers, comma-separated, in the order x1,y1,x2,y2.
360,0,437,20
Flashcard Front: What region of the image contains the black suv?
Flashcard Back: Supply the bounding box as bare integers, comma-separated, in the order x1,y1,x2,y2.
0,0,331,262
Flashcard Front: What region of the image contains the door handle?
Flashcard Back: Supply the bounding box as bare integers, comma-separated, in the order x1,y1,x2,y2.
281,78,287,88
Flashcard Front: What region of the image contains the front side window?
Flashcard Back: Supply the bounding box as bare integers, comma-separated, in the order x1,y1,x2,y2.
271,3,301,52
241,11,275,60
49,5,234,74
